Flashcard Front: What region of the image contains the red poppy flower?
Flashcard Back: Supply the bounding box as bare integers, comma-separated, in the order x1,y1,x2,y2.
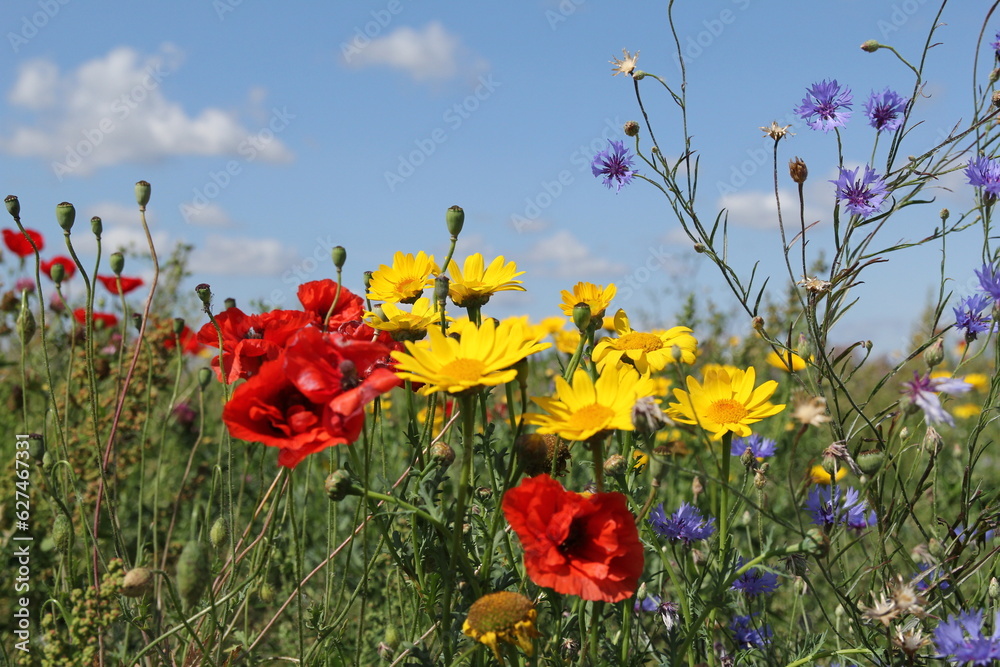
73,308,119,329
297,280,364,329
162,323,203,355
502,474,644,602
3,228,44,257
41,256,77,282
97,275,144,295
196,307,316,383
223,329,401,468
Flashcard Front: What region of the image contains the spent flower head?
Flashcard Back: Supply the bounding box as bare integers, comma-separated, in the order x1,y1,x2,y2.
831,165,890,218
795,79,853,132
610,49,639,76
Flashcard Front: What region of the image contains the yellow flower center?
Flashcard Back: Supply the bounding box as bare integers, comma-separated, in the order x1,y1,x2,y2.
395,277,426,297
440,358,487,383
616,332,663,352
568,404,615,432
706,399,749,425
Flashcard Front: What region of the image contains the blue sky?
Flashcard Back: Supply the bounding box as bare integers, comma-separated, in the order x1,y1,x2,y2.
0,1,993,356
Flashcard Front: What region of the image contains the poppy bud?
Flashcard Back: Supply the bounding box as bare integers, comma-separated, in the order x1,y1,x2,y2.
446,205,465,238
331,245,347,270
50,263,66,284
53,513,73,555
91,216,103,238
176,541,210,609
624,120,640,137
110,252,125,276
210,517,228,549
325,469,361,501
860,40,881,52
56,202,75,232
122,567,154,597
198,367,213,390
135,180,151,208
17,291,36,344
5,195,20,218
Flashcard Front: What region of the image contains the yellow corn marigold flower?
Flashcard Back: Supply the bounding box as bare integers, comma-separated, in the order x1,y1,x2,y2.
363,297,444,341
526,364,656,441
632,450,649,470
554,328,581,355
530,315,567,340
667,366,785,440
463,591,541,661
367,251,439,304
447,253,525,308
592,309,697,373
559,282,616,321
964,372,989,392
392,318,549,395
953,403,981,419
810,464,848,485
766,349,808,372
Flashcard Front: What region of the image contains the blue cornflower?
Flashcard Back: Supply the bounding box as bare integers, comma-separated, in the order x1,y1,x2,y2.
649,502,716,545
976,263,1000,301
954,294,993,341
591,139,636,192
915,562,950,592
992,30,1000,59
731,557,780,597
795,79,853,132
831,165,890,218
964,157,1000,197
634,593,661,613
864,88,908,132
901,372,973,426
731,434,777,459
804,485,876,531
952,522,997,544
934,609,1000,665
730,614,772,649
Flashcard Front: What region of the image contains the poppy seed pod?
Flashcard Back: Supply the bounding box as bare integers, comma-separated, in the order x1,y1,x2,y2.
135,180,151,207
50,263,66,284
224,297,236,310
110,252,125,276
91,216,103,238
195,283,212,307
56,202,75,232
197,367,213,390
331,245,347,270
446,205,464,238
173,317,185,336
5,195,20,218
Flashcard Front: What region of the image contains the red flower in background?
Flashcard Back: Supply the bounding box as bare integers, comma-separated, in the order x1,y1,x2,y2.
73,308,118,329
162,323,203,355
223,328,401,468
41,256,77,282
297,280,364,329
502,474,644,603
196,307,316,383
3,228,44,257
97,275,144,295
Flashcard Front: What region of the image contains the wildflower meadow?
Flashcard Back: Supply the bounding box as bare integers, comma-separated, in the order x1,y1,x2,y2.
8,2,1000,666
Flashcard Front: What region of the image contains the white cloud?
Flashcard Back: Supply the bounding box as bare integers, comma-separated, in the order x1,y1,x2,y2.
716,188,826,230
191,235,299,277
179,202,234,228
68,201,170,256
1,45,293,176
525,229,627,279
342,22,481,82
